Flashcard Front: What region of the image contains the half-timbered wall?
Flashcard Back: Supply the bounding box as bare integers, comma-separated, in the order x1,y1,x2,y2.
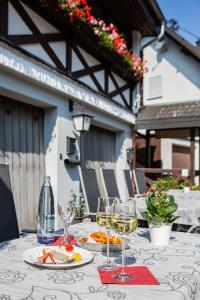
0,0,133,109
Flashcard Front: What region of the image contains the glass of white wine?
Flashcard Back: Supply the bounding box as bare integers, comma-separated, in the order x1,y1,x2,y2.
96,197,119,271
111,199,138,282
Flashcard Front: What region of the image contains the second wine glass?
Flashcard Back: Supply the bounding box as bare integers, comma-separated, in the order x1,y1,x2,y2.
111,200,138,282
96,197,119,271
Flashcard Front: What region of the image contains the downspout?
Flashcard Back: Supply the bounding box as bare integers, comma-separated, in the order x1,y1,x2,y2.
140,21,166,54
131,21,165,178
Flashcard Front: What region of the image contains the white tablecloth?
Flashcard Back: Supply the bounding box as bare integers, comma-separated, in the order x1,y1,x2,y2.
136,190,200,225
0,222,200,300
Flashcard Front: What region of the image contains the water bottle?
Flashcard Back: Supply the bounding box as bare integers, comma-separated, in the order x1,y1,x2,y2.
37,176,55,244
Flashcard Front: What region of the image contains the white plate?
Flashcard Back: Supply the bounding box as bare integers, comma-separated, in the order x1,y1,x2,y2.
22,246,93,269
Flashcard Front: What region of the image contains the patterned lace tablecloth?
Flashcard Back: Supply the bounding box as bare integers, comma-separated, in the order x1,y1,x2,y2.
1,222,200,300
136,190,200,225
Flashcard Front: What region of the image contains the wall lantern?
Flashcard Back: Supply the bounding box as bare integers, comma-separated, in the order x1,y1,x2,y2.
72,113,93,132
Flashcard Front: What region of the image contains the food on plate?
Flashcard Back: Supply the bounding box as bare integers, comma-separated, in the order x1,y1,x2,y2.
79,237,89,244
71,252,82,262
79,231,121,245
36,247,82,264
109,235,121,245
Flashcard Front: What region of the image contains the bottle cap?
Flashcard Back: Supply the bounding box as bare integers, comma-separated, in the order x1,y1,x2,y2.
44,176,51,180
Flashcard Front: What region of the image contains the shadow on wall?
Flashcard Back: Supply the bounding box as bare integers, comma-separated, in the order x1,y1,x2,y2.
136,145,162,169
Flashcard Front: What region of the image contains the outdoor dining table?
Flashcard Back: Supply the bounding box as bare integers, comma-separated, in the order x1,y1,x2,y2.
0,222,200,300
135,190,200,226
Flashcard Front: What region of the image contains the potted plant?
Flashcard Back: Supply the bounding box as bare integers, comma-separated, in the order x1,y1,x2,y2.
179,178,190,193
141,189,179,246
69,191,87,224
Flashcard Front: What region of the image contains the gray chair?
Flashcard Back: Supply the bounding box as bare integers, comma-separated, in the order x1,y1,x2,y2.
101,169,120,199
124,169,135,197
78,167,101,216
0,164,19,242
133,169,148,195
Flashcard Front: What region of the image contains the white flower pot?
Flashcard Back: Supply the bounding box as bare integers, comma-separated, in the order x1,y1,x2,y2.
149,223,172,246
183,187,190,193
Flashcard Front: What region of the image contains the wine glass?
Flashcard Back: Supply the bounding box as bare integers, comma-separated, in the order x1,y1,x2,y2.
96,197,119,271
57,202,75,244
111,199,137,282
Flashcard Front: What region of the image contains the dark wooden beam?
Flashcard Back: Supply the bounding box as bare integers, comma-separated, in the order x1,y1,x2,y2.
145,130,151,168
109,72,129,107
135,131,146,139
129,86,133,109
139,168,184,176
73,45,104,93
72,65,103,78
108,84,130,98
66,42,72,74
8,33,64,45
105,69,109,94
137,0,158,33
0,0,8,36
9,0,65,71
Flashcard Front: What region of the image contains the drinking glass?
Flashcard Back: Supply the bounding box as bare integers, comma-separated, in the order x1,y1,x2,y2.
111,199,138,282
96,197,119,271
57,202,75,244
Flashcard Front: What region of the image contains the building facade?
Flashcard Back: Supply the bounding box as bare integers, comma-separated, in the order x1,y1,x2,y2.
0,0,163,229
138,28,200,182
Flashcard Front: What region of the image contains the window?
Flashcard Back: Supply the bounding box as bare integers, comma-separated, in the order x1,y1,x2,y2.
148,75,162,100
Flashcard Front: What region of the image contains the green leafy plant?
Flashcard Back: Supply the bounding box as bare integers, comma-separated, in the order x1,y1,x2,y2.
151,177,180,191
69,190,85,218
191,185,200,190
141,190,179,224
179,178,189,189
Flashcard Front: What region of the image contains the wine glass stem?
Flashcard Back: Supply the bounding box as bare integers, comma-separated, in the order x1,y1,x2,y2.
64,224,68,244
106,230,110,264
121,236,125,274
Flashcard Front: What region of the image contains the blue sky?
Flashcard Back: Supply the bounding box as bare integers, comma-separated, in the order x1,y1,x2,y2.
157,0,200,45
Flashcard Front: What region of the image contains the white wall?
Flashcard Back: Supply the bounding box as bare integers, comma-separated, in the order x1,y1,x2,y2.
143,36,200,106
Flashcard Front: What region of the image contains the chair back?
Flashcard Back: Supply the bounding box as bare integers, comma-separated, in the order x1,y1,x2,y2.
79,167,101,215
0,164,19,242
133,169,148,195
101,169,120,198
124,170,135,197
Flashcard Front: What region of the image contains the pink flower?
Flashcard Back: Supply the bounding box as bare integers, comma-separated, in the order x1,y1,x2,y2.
94,29,100,35
98,20,104,26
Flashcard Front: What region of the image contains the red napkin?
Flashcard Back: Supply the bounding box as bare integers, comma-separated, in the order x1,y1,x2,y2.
98,266,160,285
50,235,77,246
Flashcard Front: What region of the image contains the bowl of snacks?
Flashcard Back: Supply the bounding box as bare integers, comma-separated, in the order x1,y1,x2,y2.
77,231,129,252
